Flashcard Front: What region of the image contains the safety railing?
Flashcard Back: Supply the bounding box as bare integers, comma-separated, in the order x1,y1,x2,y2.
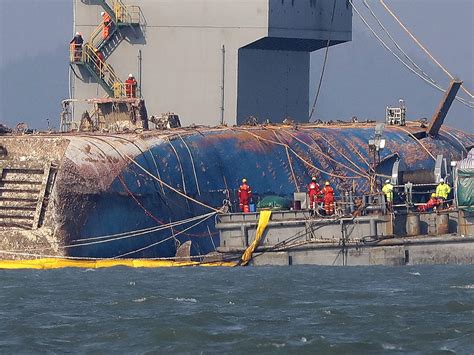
88,22,106,49
113,0,142,24
82,43,125,97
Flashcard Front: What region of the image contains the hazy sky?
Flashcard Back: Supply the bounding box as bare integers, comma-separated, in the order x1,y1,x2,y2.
0,0,472,131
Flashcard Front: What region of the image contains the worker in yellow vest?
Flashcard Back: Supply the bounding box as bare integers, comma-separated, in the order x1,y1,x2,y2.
382,179,393,211
435,178,451,207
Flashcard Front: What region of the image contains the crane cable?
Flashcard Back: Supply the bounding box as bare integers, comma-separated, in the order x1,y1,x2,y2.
348,0,474,109
362,0,435,84
309,0,337,120
380,0,474,99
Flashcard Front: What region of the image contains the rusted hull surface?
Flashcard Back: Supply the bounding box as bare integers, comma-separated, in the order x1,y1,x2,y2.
0,123,472,259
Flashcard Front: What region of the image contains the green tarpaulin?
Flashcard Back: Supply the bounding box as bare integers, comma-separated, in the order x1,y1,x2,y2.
457,168,474,212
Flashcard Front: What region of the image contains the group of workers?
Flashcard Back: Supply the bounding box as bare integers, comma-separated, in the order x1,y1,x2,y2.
238,176,452,215
69,12,138,98
416,178,451,212
308,177,335,215
382,178,451,213
237,177,336,215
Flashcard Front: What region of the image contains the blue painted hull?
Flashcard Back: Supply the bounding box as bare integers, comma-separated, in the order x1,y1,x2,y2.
54,124,473,258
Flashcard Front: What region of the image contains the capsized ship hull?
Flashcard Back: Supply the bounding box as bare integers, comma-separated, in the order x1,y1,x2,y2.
0,122,472,259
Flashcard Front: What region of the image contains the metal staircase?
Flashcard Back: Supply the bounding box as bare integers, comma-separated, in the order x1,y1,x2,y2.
70,0,144,98
0,163,55,230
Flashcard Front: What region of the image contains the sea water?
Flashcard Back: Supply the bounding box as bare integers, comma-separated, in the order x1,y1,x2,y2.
0,265,473,353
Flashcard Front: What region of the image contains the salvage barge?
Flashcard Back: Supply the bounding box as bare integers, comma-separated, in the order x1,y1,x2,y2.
216,210,474,266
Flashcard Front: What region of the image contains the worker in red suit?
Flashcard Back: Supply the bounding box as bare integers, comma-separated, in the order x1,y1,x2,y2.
322,181,335,216
307,176,320,212
417,193,440,212
101,11,112,40
238,178,252,213
94,48,105,78
125,74,137,98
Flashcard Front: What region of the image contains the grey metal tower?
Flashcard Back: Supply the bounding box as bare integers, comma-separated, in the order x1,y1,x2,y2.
71,0,352,126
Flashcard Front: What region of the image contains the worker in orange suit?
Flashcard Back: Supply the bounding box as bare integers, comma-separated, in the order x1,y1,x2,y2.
307,177,320,213
238,178,252,213
322,181,335,216
125,74,137,98
101,11,112,40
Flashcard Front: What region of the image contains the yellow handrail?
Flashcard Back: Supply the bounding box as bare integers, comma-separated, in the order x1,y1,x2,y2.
88,22,105,49
113,0,141,24
82,43,125,97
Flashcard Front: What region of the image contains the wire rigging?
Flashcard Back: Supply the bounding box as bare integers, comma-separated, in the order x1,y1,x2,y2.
348,0,474,109
362,0,435,84
308,0,338,120
379,0,474,99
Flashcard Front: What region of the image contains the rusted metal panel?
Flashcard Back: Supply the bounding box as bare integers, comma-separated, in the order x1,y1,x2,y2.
427,80,463,136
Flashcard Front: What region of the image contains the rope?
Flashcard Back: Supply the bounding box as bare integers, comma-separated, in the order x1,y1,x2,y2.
71,212,216,244
114,135,166,196
80,135,220,212
117,174,166,225
362,0,435,84
177,134,202,196
125,152,220,212
111,212,216,259
392,126,436,160
270,130,300,191
310,130,372,177
348,0,474,109
309,0,337,120
0,248,221,262
65,213,216,248
274,128,370,178
233,128,358,180
167,138,188,195
438,128,468,154
379,0,474,99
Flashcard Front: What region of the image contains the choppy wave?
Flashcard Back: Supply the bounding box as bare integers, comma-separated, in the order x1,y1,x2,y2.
0,265,473,353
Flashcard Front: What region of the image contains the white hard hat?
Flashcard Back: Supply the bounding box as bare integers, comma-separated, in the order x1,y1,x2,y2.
76,32,80,36
440,178,444,183
385,179,390,183
129,73,133,78
101,11,105,16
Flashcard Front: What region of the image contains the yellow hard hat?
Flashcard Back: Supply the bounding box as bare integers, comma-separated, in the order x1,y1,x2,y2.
431,193,437,198
325,181,330,186
242,178,247,183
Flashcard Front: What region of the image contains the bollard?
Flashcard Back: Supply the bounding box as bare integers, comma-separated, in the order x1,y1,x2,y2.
406,213,420,236
436,213,449,235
